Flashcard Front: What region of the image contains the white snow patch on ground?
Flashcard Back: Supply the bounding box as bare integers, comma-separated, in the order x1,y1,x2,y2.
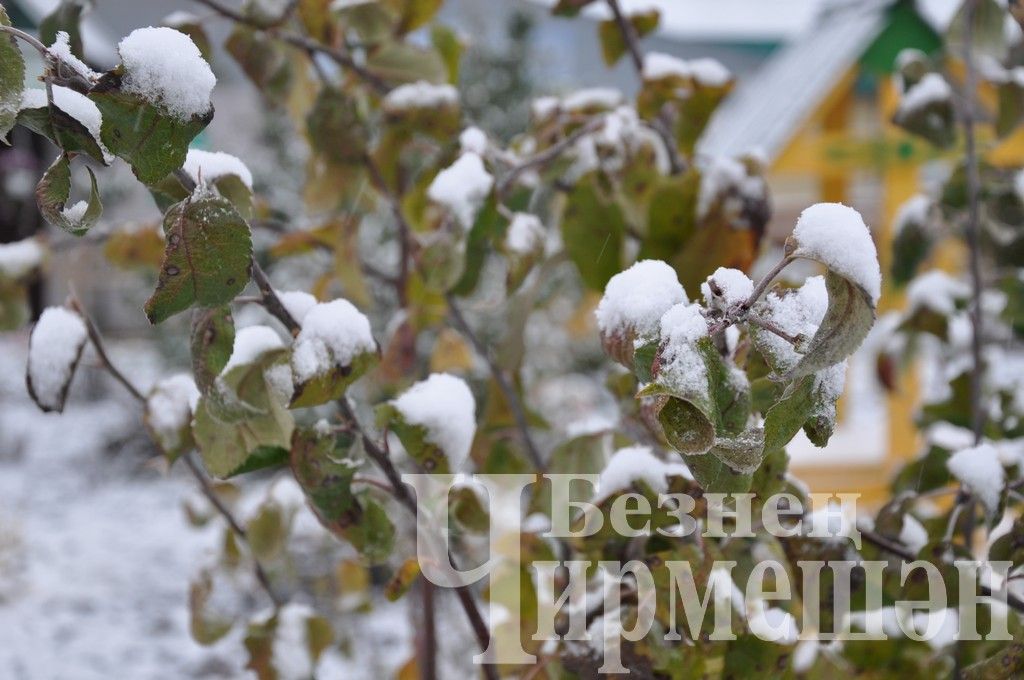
0,237,44,280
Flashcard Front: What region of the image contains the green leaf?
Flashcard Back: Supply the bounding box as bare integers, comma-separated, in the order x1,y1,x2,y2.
16,97,109,163
144,193,253,324
598,9,659,66
290,427,395,563
683,451,753,494
392,0,443,34
89,73,213,185
35,154,103,235
193,394,294,478
225,25,292,102
306,87,367,166
376,402,453,472
39,1,85,60
643,389,716,456
710,427,766,475
247,499,288,562
785,269,875,380
561,176,625,291
763,375,816,451
997,79,1024,138
291,348,378,408
891,201,936,287
0,6,25,143
638,171,699,263
189,570,234,645
366,42,447,85
191,306,235,395
552,0,597,17
431,24,464,83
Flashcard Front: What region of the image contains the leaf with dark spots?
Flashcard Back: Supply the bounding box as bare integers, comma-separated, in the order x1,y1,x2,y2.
145,193,253,324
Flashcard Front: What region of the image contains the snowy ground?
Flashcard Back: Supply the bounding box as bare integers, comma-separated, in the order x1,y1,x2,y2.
0,334,425,679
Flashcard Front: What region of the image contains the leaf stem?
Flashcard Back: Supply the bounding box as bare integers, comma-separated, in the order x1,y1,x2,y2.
446,294,545,471
496,116,605,198
68,291,283,608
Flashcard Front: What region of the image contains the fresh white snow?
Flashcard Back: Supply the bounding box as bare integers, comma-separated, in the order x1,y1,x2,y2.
183,149,253,189
701,267,753,312
117,27,216,121
754,275,828,373
390,373,476,469
145,374,200,452
899,73,952,115
459,126,488,156
947,443,1004,516
277,290,318,324
642,52,691,80
504,213,545,254
0,237,44,280
595,445,690,501
789,203,881,304
657,302,710,398
291,299,376,382
27,307,88,412
48,31,96,81
223,325,285,374
595,260,688,340
383,81,458,111
426,153,494,228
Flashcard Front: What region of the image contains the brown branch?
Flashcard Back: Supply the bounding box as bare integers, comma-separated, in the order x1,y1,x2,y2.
708,255,795,335
336,400,497,678
183,453,284,607
68,292,145,402
68,292,283,607
363,152,411,305
961,0,986,445
605,0,644,74
860,527,1024,613
496,117,605,198
446,295,545,471
191,0,390,94
250,259,302,335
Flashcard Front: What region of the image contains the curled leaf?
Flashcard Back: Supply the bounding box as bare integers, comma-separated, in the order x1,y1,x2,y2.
36,154,103,235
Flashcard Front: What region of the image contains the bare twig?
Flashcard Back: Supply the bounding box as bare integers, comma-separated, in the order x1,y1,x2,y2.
68,292,145,402
191,0,390,93
68,293,283,607
336,400,497,677
708,255,795,335
363,153,411,305
747,314,803,346
496,117,605,198
961,0,986,445
250,259,302,335
446,295,545,471
183,453,284,607
605,0,643,74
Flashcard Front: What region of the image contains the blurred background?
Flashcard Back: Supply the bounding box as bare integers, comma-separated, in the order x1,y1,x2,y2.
0,0,1006,677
